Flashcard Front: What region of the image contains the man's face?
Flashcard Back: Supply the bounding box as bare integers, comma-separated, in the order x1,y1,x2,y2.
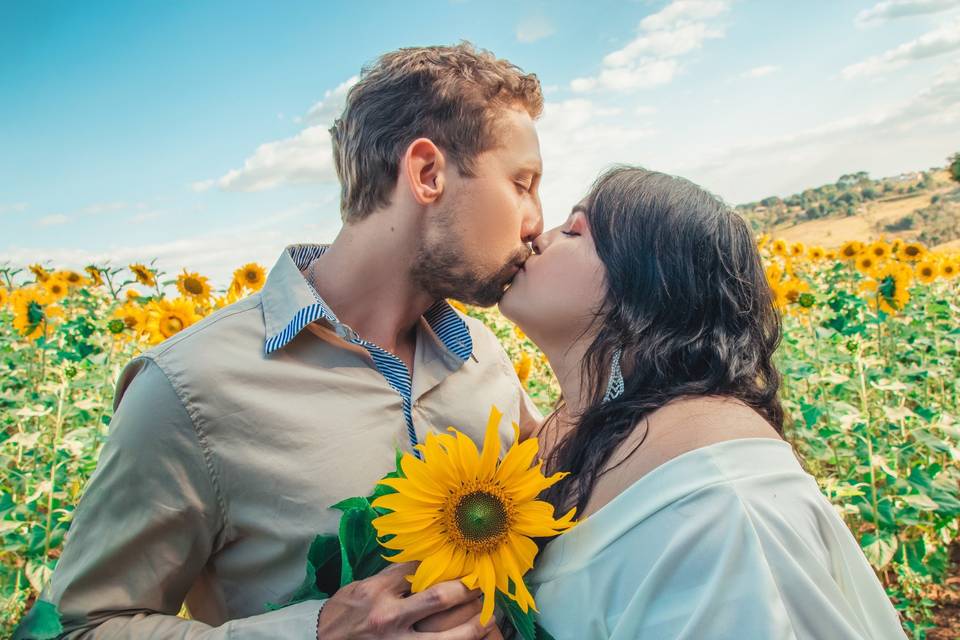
411,107,544,307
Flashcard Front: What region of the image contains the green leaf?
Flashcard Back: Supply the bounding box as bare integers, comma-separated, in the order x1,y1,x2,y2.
861,531,899,569
496,591,536,640
336,499,391,585
264,534,339,611
12,600,63,640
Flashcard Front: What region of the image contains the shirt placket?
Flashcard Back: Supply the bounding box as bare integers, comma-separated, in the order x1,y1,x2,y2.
327,317,423,460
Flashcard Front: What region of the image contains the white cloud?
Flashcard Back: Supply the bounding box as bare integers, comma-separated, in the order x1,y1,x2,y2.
197,78,357,193
3,201,342,288
516,14,555,43
741,64,780,78
572,0,729,93
855,0,960,27
0,202,28,215
639,0,729,30
37,214,69,227
678,61,960,201
842,17,960,78
536,98,658,224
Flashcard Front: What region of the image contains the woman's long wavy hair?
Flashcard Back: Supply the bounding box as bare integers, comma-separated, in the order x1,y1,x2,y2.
537,165,787,520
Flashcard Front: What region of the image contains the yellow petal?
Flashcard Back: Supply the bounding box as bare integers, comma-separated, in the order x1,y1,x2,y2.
477,405,504,481
410,543,456,592
476,554,497,625
377,477,446,503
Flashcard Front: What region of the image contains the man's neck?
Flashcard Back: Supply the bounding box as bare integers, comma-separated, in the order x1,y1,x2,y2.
303,216,435,357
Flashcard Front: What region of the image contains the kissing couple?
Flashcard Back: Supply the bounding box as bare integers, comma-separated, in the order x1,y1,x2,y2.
23,42,906,640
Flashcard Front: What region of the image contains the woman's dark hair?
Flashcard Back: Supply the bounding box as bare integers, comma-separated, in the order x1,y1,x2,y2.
537,165,786,519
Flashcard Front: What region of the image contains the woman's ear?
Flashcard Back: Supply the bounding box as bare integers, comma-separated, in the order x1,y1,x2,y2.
403,138,446,205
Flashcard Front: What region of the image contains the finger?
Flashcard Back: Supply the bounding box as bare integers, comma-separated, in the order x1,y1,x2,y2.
398,579,482,628
372,561,419,594
415,613,497,640
413,598,482,632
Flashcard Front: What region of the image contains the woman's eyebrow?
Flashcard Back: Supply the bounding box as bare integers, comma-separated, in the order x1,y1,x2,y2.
571,205,586,215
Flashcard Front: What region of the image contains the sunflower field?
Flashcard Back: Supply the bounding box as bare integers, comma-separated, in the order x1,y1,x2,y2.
1,236,959,638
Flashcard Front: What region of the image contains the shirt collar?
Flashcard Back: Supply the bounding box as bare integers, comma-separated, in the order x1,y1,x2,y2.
261,243,474,360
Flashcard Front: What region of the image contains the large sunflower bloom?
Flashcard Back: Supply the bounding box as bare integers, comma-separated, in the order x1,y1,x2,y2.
771,238,789,257
42,276,70,302
940,259,958,280
129,263,157,287
371,405,577,625
839,241,863,260
177,269,213,300
900,242,926,262
233,263,266,292
145,297,201,343
915,260,938,285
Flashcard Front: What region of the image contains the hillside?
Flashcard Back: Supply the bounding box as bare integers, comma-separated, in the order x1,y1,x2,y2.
738,167,960,251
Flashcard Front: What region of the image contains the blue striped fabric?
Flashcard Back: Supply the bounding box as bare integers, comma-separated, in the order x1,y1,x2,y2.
265,244,474,457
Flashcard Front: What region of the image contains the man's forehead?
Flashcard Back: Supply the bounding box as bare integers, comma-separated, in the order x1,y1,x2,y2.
492,107,542,169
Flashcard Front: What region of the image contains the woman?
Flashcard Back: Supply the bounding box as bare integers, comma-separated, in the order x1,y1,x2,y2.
498,166,906,639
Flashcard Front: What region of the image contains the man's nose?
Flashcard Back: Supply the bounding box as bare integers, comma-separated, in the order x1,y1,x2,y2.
521,199,544,244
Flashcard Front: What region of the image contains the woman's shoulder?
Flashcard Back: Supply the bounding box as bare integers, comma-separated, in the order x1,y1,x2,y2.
580,395,783,518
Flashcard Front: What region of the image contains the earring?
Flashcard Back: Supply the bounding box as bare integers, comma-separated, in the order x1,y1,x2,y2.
603,346,625,403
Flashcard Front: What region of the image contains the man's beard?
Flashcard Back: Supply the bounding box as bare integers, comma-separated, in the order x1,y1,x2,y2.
410,208,529,307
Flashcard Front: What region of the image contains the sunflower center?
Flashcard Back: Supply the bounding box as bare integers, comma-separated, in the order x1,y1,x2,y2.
164,316,184,335
245,270,259,283
455,491,508,542
184,277,204,295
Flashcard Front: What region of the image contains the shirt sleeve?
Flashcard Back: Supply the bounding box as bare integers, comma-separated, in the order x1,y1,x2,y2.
23,356,324,640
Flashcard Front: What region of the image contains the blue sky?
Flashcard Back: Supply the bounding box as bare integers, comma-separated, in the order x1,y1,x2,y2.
3,0,959,285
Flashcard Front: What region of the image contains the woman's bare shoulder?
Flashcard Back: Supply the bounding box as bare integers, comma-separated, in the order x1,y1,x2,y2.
580,395,781,518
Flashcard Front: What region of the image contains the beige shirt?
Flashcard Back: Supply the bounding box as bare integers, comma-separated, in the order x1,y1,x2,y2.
35,244,542,639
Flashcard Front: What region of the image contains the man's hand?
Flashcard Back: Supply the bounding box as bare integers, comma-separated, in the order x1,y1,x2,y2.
414,591,505,640
316,561,498,639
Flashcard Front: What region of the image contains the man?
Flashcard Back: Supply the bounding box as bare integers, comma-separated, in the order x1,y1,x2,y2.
19,43,545,639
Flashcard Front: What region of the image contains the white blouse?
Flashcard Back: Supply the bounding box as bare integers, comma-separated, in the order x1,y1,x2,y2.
527,438,907,639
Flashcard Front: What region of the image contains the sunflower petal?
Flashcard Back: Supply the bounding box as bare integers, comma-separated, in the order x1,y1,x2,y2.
477,405,504,481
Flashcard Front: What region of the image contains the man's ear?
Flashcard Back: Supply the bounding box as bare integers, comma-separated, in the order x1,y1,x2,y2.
403,138,446,205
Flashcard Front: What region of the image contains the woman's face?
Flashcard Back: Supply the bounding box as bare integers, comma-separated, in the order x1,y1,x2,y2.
499,204,608,350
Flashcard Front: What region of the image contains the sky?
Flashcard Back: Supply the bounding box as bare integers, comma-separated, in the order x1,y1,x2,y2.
2,0,959,286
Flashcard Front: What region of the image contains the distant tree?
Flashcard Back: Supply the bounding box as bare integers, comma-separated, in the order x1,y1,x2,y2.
862,187,879,200
950,152,960,184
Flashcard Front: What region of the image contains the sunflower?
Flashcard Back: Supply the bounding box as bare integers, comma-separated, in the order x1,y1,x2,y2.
915,260,938,285
941,259,958,280
778,278,811,315
839,241,863,260
789,241,805,258
129,263,157,287
514,352,533,384
867,240,890,260
824,249,838,261
771,238,789,257
448,299,468,314
371,405,577,625
860,263,912,315
113,302,147,338
808,246,825,261
900,242,927,262
54,270,87,288
755,233,771,249
513,324,527,340
10,287,60,341
855,254,879,278
233,263,266,292
42,276,70,302
28,264,50,283
145,297,201,343
176,270,213,300
125,289,142,300
84,265,105,287
0,286,8,308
